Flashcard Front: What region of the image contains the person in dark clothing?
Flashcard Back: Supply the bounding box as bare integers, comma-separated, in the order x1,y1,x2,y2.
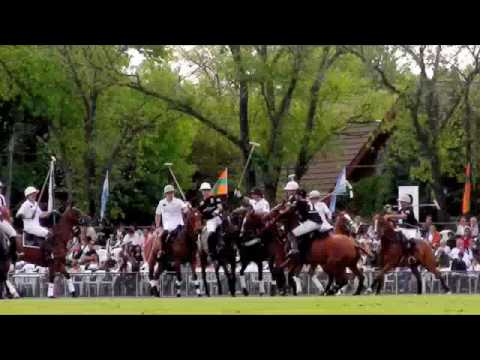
198,182,224,259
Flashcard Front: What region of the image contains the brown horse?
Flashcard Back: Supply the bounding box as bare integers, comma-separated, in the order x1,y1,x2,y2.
12,205,85,298
237,207,288,296
371,214,450,295
275,204,367,296
147,208,203,297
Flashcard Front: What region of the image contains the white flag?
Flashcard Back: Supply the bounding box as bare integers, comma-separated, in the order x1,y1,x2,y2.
47,160,55,212
100,171,109,221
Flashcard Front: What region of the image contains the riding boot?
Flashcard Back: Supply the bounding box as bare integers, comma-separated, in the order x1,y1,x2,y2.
287,233,300,257
9,236,18,263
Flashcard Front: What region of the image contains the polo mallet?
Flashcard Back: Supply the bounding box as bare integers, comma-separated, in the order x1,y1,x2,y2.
235,141,260,193
164,162,186,201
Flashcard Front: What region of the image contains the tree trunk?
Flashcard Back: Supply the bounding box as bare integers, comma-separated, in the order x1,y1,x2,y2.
229,45,255,191
84,94,98,216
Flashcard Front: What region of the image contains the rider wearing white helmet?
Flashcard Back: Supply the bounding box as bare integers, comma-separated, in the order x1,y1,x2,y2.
308,190,333,230
0,181,20,262
16,186,52,240
155,184,189,255
198,182,223,259
386,193,419,263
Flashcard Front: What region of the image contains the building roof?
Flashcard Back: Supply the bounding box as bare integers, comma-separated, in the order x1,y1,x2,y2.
301,121,383,193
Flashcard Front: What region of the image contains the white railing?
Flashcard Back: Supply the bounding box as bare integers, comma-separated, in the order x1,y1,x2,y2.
8,269,480,298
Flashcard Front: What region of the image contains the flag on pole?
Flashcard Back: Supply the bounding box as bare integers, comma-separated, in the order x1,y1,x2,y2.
462,163,471,215
47,160,55,212
329,167,353,213
212,168,228,196
100,171,109,221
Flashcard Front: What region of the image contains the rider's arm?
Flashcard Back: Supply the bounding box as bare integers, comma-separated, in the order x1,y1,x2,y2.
386,213,407,221
155,202,163,229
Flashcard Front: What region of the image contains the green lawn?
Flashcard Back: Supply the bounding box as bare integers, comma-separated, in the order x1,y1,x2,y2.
0,295,479,314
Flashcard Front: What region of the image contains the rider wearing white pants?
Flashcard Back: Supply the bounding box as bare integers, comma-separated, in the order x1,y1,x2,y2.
198,182,223,258
16,186,51,239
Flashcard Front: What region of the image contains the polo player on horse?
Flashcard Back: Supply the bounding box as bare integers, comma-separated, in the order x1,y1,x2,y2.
384,193,419,264
0,181,20,262
16,186,55,265
155,184,190,257
198,182,224,261
235,188,270,215
284,179,332,259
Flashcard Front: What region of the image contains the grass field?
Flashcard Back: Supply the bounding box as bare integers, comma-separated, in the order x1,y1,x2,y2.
1,295,480,314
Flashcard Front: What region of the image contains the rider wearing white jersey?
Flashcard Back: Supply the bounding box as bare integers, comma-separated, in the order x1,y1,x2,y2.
155,185,189,254
16,186,51,239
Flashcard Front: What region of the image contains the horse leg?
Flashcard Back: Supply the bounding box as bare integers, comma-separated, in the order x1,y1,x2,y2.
349,263,365,296
214,262,223,296
61,263,76,297
268,259,277,297
148,250,160,297
323,273,334,296
371,263,395,295
229,259,237,297
257,262,265,296
328,270,348,296
239,262,249,296
410,265,423,295
47,263,56,298
422,255,451,294
200,252,210,297
190,262,201,297
309,264,325,295
174,261,182,298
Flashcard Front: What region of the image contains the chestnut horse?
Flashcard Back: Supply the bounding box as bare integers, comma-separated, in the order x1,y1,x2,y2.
237,207,288,296
371,214,450,295
275,204,367,296
8,205,84,298
146,208,203,297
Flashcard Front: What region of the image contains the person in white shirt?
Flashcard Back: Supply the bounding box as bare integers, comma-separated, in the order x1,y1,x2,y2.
16,186,51,240
449,237,473,269
155,185,189,253
308,190,333,232
123,227,139,246
248,188,270,214
456,216,467,236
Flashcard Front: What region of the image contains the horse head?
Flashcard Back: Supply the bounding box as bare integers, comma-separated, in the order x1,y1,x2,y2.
373,213,395,242
186,207,203,235
62,201,88,227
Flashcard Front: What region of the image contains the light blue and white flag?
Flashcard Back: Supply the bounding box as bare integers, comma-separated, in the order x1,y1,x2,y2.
329,167,353,213
100,171,109,221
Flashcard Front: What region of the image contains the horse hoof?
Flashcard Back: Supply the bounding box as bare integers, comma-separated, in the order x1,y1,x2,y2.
176,293,181,298
70,291,77,298
446,291,452,295
48,296,56,299
150,287,160,297
259,292,264,297
242,289,249,296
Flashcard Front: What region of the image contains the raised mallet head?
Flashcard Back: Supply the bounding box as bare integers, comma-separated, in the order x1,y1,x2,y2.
164,162,173,167
433,199,441,211
51,156,56,162
288,174,296,181
249,141,260,147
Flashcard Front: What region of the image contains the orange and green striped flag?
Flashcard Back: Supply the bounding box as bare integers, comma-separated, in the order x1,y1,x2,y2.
462,163,471,215
212,168,228,196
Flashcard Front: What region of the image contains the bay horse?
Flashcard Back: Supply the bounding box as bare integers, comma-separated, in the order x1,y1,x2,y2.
371,213,450,295
236,207,288,296
8,205,85,298
146,207,203,297
197,213,237,297
274,203,368,296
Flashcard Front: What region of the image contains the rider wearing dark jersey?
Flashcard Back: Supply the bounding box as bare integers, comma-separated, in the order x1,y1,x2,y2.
387,193,419,262
198,182,224,259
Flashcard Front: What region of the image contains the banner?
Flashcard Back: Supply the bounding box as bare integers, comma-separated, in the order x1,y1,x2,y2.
329,167,353,213
462,163,471,215
212,168,228,196
100,171,109,221
398,186,419,221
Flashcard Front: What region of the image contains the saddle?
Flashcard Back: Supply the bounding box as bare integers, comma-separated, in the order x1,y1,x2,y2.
23,232,44,248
